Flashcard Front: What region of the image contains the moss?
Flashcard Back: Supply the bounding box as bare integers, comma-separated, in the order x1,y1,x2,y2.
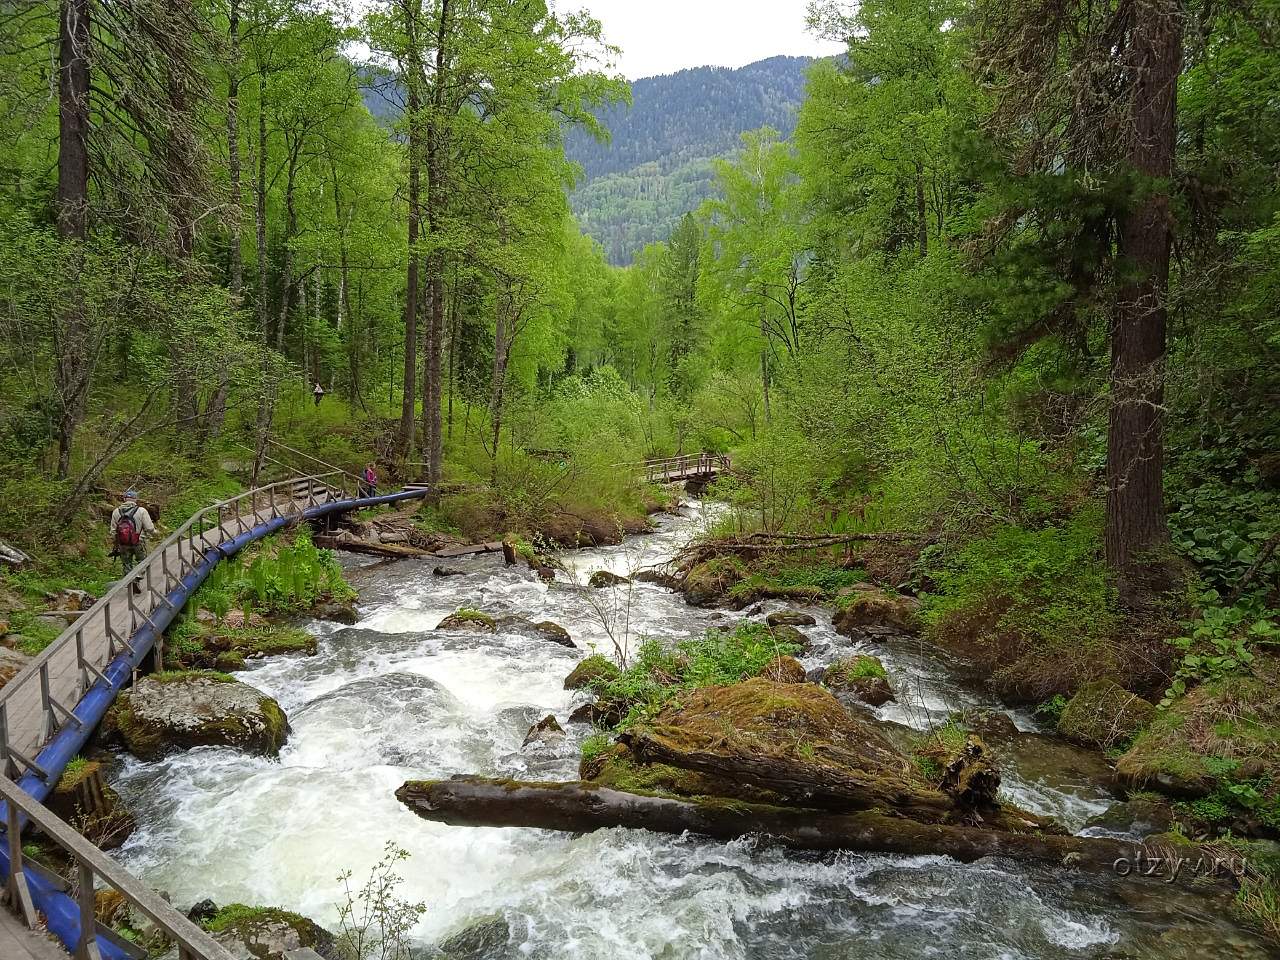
204,902,331,954
152,669,236,684
437,608,496,632
682,556,748,604
564,654,621,691
827,655,888,683
1056,680,1155,750
833,592,921,634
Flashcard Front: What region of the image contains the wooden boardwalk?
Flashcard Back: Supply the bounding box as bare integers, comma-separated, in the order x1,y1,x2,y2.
640,453,732,484
0,911,67,960
0,477,351,779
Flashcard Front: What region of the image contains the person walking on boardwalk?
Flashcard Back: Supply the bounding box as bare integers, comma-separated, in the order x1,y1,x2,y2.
360,462,378,498
109,490,155,578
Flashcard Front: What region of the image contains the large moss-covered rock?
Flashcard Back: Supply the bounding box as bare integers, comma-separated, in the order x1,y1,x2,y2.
766,610,817,627
564,654,620,691
833,592,921,638
1056,680,1155,749
438,914,511,958
106,673,289,760
437,609,496,632
203,904,337,960
492,615,573,647
758,655,808,684
681,557,747,607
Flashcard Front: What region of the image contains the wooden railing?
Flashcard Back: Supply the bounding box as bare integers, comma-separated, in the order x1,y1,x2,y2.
2,774,235,960
640,454,732,484
0,474,351,783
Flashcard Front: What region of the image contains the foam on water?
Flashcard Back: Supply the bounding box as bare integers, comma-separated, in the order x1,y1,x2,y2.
108,504,1273,959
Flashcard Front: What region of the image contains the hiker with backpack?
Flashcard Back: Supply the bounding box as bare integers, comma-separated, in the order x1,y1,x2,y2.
109,490,155,577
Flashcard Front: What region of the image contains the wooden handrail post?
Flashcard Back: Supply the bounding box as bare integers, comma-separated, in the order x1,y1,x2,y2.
76,859,102,960
6,792,35,929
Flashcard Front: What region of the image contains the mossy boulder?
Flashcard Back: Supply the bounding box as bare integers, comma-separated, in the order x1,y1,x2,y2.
1056,680,1155,750
833,592,921,637
105,672,289,760
50,760,136,849
767,624,811,652
522,715,564,748
203,904,337,960
437,609,496,632
438,914,510,958
758,655,808,684
824,655,896,707
492,615,573,647
1115,658,1280,799
681,556,747,607
564,654,620,691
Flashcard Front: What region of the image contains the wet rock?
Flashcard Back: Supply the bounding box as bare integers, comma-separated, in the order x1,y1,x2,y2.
759,655,807,684
312,602,357,625
767,624,810,652
187,899,219,924
104,673,290,760
568,701,623,727
1057,681,1155,750
437,609,496,632
535,565,557,582
1083,798,1176,839
531,621,573,647
681,557,747,607
824,655,896,708
201,904,338,960
438,914,510,958
433,566,466,578
491,615,574,647
955,709,1020,742
832,592,921,638
523,715,564,748
632,569,680,590
766,610,816,627
588,570,629,588
564,655,621,691
805,666,827,684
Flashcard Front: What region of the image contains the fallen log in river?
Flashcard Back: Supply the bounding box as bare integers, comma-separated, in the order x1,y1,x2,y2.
396,776,1220,883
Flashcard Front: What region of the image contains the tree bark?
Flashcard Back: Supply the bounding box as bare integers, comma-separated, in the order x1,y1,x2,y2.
398,0,423,460
255,97,269,339
915,164,928,258
227,0,242,299
396,777,1220,883
54,0,91,479
423,0,451,492
275,141,300,353
1105,0,1182,589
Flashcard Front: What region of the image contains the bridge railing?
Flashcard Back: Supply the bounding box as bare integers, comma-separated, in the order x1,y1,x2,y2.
1,773,236,960
0,473,348,783
641,453,731,484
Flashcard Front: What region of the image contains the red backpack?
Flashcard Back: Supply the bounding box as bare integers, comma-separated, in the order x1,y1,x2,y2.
116,505,141,547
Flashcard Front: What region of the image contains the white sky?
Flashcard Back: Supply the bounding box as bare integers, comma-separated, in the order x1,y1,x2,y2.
562,1,845,79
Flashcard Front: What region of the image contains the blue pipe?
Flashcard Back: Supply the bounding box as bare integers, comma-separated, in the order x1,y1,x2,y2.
0,489,426,958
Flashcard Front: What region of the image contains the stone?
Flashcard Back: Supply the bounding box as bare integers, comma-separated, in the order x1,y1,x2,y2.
564,655,620,691
433,566,465,578
49,759,136,849
203,904,338,960
758,655,808,684
105,673,290,760
588,570,629,589
188,899,219,924
491,615,574,647
767,624,810,652
1057,681,1155,750
523,715,565,747
0,646,31,689
766,610,816,627
312,602,357,625
437,609,496,632
438,914,510,958
832,592,921,637
632,569,680,589
824,655,896,708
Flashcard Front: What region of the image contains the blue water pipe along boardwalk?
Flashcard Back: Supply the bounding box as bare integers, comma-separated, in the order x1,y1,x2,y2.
0,473,429,960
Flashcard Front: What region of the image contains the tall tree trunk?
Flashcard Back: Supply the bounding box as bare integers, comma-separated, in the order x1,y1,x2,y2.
227,0,242,299
256,97,269,339
165,0,199,442
759,296,771,429
1105,0,1182,589
275,144,299,353
54,0,91,479
915,164,928,258
398,0,423,459
447,267,459,440
423,0,451,491
490,292,510,479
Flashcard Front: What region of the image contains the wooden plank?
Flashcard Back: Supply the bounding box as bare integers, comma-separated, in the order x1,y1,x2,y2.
0,910,70,960
431,541,503,559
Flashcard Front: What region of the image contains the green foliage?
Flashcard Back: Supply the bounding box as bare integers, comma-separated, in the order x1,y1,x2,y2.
826,656,888,683
236,530,353,616
1034,695,1069,726
579,732,612,764
598,623,802,731
335,842,426,960
732,563,866,599
1163,594,1279,707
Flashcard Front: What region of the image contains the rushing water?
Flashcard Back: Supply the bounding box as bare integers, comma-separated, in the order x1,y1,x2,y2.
109,504,1278,959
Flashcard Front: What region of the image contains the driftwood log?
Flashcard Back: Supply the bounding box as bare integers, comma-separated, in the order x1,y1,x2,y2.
314,534,432,559
396,777,1218,884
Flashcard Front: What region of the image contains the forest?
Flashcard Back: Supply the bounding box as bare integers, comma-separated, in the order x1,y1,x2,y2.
1,0,1279,952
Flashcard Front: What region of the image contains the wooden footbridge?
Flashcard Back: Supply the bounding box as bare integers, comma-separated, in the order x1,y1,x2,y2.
0,472,429,960
639,453,732,484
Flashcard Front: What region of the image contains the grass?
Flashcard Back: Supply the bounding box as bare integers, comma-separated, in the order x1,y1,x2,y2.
825,655,888,685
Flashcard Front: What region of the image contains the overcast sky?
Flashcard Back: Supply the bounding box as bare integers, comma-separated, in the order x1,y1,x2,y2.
564,1,844,79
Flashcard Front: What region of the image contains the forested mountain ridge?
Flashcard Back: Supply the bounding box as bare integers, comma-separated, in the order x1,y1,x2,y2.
565,56,815,263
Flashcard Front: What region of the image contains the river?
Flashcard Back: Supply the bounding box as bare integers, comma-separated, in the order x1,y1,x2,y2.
109,503,1277,959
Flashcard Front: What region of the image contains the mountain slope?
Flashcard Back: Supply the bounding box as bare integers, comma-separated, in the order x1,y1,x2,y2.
568,56,815,264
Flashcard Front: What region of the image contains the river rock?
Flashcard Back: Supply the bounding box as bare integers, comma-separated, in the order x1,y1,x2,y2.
1057,681,1155,749
437,610,496,632
564,655,620,691
312,602,357,625
588,570,629,588
523,715,564,748
198,905,338,960
766,610,817,627
768,624,811,652
105,673,290,760
833,592,921,638
955,709,1020,742
49,759,136,849
1083,798,1176,839
759,655,808,684
433,566,466,577
632,569,680,590
438,914,510,958
187,899,218,924
823,655,896,707
492,615,574,647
